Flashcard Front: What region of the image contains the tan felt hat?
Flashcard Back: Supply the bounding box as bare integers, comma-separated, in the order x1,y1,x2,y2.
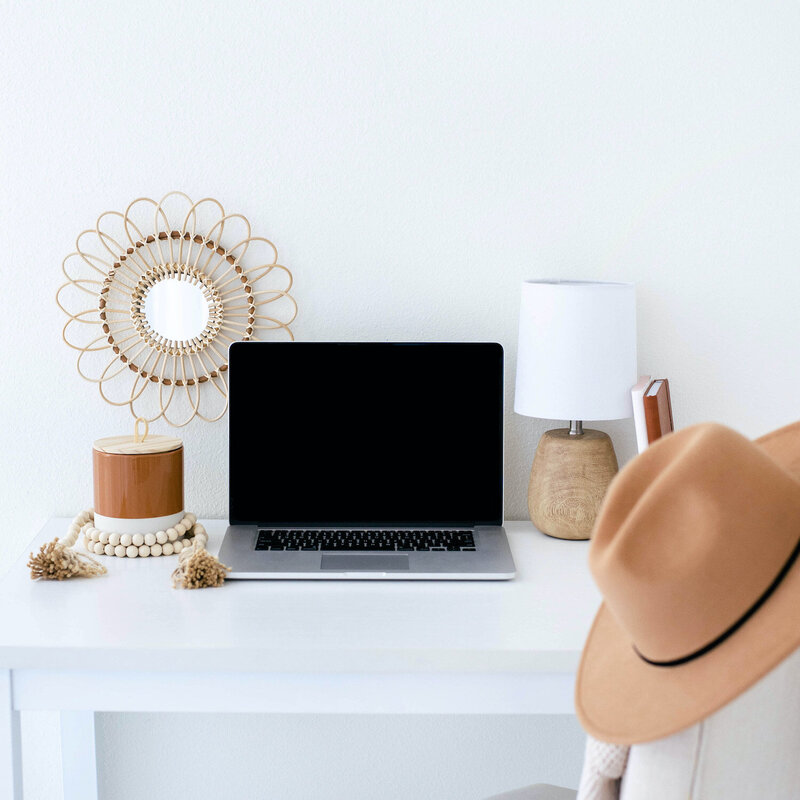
576,420,800,744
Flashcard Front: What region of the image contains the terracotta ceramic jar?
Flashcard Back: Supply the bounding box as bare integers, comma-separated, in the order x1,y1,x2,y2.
93,433,184,535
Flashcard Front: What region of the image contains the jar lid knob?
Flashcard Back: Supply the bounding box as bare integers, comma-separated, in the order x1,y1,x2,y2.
134,417,149,444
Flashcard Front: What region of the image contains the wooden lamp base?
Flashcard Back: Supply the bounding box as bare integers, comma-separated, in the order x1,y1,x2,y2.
527,428,619,540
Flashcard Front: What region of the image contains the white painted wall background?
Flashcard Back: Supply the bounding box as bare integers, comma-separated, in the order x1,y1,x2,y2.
2,1,800,797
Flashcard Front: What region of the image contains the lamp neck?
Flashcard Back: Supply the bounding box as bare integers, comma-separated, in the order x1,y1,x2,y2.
568,420,584,436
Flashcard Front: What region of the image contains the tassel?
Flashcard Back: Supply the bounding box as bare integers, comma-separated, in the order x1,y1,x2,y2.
171,539,230,589
28,538,107,581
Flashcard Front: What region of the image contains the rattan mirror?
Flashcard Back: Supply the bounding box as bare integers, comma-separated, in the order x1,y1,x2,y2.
57,192,297,426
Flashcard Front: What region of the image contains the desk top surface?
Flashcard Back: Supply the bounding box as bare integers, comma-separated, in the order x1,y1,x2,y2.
0,519,601,673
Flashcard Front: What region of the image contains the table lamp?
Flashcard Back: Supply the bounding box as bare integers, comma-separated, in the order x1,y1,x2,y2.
514,280,637,540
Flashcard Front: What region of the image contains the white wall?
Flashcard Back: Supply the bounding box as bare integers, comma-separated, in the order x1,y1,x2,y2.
2,1,800,797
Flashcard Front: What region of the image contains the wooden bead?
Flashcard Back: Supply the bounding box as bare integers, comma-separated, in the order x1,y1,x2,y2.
166,528,178,542
93,542,104,555
174,523,187,536
151,543,163,556
139,545,150,557
173,540,183,554
100,531,110,544
126,545,138,558
114,545,126,558
120,534,132,547
132,534,144,547
185,513,197,525
109,533,120,546
104,544,115,556
156,531,167,545
144,533,156,546
163,542,174,556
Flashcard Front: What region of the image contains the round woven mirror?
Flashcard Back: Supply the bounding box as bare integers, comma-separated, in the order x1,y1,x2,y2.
57,193,297,426
142,273,213,342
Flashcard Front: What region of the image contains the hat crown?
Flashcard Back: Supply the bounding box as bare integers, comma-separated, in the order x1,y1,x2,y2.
590,424,800,664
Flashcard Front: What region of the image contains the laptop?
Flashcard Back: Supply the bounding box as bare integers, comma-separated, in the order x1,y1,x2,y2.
218,342,516,580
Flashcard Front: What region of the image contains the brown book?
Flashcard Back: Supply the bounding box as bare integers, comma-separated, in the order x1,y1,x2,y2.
644,379,674,444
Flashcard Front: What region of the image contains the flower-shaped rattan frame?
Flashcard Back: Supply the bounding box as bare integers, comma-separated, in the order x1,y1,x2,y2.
57,192,296,426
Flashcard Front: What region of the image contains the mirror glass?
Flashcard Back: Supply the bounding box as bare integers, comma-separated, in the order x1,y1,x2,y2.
144,278,210,341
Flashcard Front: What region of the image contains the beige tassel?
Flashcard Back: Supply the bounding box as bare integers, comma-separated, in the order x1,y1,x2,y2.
28,538,107,581
171,540,230,589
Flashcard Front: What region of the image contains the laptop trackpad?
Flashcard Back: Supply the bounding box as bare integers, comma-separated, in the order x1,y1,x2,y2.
320,554,410,571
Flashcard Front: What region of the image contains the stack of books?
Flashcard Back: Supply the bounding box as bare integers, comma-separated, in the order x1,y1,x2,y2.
631,376,674,454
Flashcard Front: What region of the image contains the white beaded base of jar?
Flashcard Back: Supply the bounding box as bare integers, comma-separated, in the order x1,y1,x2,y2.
66,510,208,558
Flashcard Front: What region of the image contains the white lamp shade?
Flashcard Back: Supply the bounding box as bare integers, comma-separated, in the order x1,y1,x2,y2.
514,280,637,421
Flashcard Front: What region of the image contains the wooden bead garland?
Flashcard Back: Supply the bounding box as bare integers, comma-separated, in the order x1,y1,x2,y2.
30,510,228,588
68,510,207,558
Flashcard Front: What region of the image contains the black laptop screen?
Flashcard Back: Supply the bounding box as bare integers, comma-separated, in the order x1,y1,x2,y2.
228,342,503,527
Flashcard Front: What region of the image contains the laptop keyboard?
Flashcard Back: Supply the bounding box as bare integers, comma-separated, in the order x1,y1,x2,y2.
255,529,476,552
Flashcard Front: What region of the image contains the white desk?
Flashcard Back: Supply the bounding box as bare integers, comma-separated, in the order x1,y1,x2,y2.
0,519,600,799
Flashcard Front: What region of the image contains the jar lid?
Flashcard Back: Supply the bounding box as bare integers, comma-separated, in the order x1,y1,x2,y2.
93,434,183,455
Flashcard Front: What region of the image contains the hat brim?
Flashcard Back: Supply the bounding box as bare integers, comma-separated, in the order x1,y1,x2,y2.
575,420,800,744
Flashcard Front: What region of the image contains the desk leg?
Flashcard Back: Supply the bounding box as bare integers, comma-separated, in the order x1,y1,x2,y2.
0,669,22,800
61,710,98,800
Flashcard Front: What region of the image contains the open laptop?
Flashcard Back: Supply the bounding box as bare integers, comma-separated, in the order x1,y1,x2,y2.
218,342,515,580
